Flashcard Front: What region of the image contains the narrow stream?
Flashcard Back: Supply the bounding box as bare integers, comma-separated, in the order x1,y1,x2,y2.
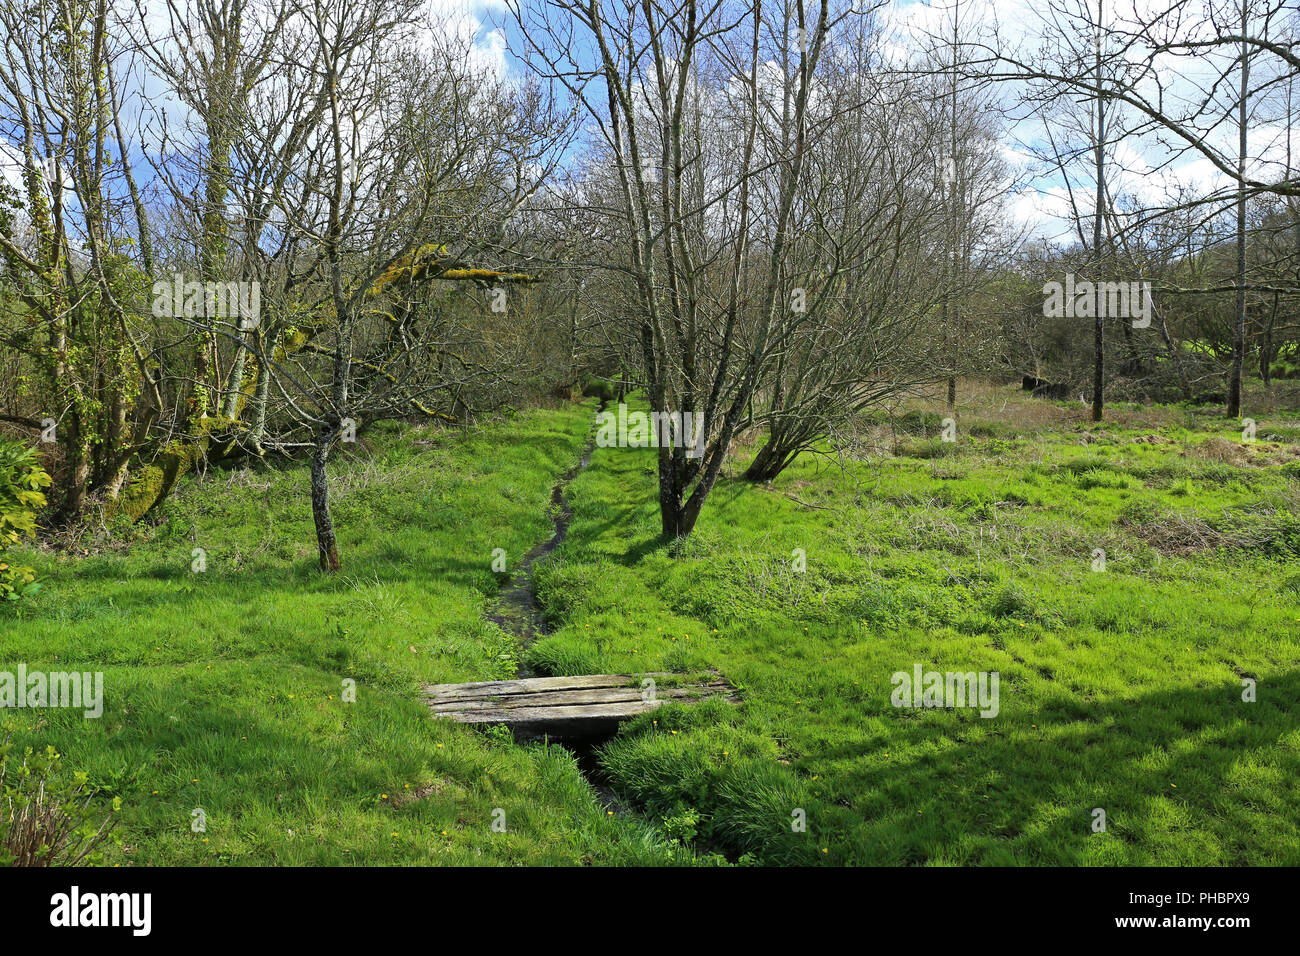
483,404,629,812
486,431,597,680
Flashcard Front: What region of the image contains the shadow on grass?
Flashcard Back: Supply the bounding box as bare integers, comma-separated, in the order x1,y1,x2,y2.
805,669,1300,864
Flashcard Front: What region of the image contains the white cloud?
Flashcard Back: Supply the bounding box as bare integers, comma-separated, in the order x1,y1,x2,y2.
883,0,1300,241
418,0,510,78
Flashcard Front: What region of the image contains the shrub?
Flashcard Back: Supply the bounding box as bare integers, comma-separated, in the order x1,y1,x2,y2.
0,439,51,602
580,375,618,402
0,732,120,866
899,437,956,460
989,583,1031,619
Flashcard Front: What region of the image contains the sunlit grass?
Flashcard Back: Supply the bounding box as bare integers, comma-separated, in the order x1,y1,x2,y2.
535,386,1300,864
0,402,694,865
3,383,1297,865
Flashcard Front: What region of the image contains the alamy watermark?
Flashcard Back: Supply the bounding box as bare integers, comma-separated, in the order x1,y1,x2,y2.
595,402,706,459
1043,274,1151,329
0,666,103,718
50,886,150,936
152,272,261,330
891,664,999,718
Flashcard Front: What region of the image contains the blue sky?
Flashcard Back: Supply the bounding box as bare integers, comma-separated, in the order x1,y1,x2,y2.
2,0,1292,250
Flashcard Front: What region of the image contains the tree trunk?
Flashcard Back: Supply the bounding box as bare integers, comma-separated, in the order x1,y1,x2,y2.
1228,0,1249,419
57,413,93,520
1092,314,1104,422
248,350,272,453
65,447,91,519
1091,4,1106,424
657,438,716,540
1259,293,1277,386
310,435,340,572
743,430,799,483
658,476,691,538
223,342,250,420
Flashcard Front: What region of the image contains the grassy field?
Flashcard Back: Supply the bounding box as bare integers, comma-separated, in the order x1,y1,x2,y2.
0,403,692,865
2,383,1299,865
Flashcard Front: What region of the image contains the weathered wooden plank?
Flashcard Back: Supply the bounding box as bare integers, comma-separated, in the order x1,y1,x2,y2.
447,700,666,725
427,684,711,713
422,673,660,700
425,672,733,737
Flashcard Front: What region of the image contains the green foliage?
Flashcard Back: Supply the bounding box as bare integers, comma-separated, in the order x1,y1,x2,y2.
0,439,50,601
580,375,618,402
661,803,702,843
6,390,1300,866
0,729,120,866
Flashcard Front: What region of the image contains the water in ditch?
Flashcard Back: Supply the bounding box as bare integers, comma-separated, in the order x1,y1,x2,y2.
481,406,628,810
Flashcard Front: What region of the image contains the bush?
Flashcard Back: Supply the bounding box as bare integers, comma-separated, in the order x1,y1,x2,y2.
0,439,50,602
989,583,1032,619
580,374,618,402
899,437,956,460
0,731,120,866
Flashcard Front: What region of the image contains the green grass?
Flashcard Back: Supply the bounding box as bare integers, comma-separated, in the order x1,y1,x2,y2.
0,403,696,865
3,385,1299,865
530,388,1300,865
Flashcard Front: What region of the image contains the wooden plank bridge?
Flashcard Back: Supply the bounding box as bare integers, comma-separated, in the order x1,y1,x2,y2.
424,673,733,737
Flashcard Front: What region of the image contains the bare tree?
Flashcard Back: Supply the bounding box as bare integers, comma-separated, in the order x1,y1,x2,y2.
514,0,850,536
